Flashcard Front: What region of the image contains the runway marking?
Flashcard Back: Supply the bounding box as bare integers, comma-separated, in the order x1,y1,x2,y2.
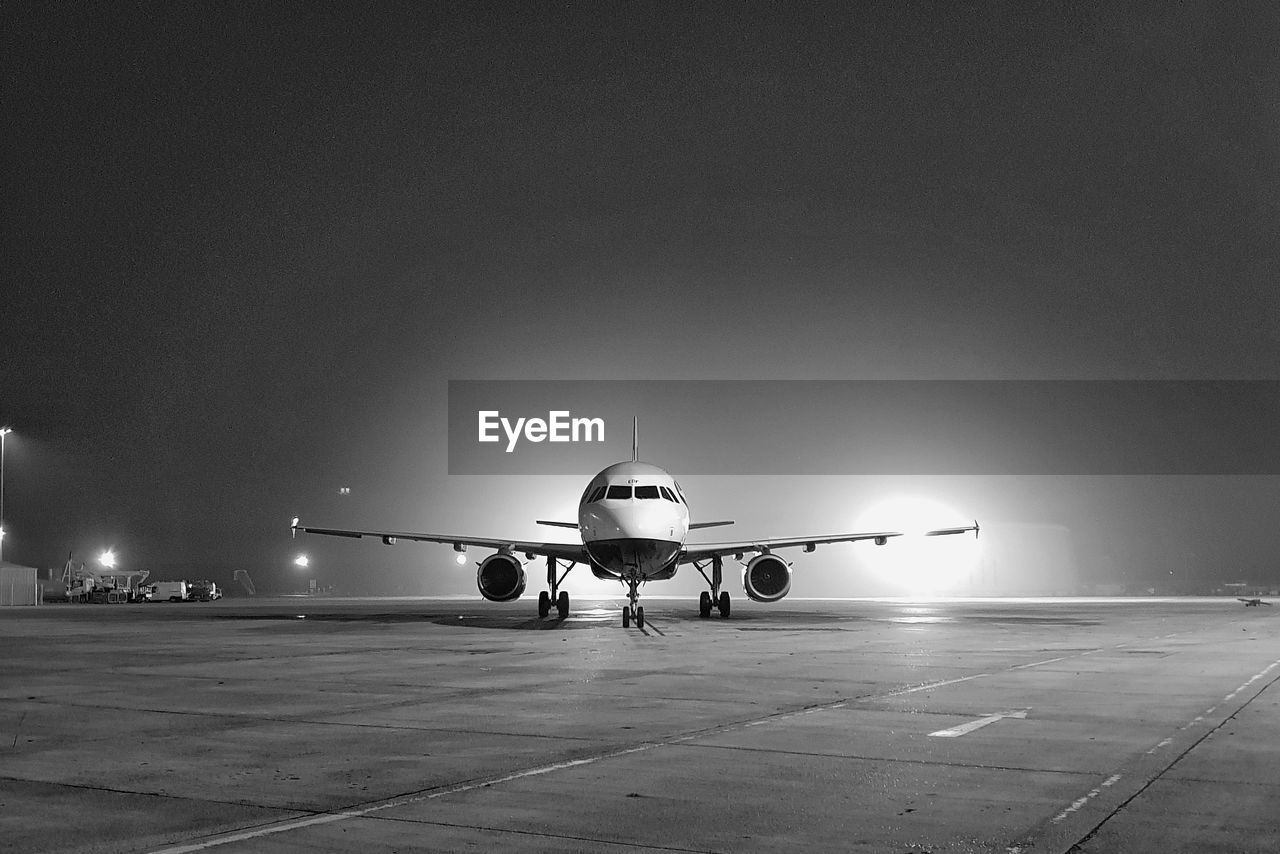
881,672,992,697
929,709,1028,738
1010,655,1072,669
1049,774,1122,824
150,748,657,854
1043,656,1280,842
146,665,1030,852
153,643,1257,853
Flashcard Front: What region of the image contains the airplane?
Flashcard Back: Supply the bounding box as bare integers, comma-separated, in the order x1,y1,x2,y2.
292,421,979,628
1238,598,1271,607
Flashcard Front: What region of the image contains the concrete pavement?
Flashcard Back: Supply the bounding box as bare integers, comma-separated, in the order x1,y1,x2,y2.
2,596,1277,852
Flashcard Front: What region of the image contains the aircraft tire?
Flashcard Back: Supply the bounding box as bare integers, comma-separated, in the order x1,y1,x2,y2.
718,591,731,618
698,591,712,618
622,607,631,628
636,607,644,629
556,591,569,620
538,591,550,618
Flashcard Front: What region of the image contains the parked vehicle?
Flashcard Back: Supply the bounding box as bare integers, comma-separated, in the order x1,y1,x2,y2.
188,580,222,601
149,581,189,602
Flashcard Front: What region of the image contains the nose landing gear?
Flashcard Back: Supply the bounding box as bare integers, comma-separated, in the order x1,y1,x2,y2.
621,573,645,629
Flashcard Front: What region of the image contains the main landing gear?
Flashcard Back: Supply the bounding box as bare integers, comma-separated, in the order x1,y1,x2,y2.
537,556,574,620
694,555,731,618
621,574,644,629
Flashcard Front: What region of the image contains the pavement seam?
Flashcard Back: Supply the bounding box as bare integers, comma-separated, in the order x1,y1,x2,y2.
138,651,1102,853
1006,655,1280,854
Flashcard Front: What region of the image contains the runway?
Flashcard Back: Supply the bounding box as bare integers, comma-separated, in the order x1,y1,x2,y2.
3,596,1278,853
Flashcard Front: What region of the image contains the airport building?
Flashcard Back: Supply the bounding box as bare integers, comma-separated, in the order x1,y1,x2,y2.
0,561,41,606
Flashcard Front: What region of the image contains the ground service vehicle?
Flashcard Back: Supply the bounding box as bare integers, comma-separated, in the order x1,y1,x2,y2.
150,581,188,602
188,580,221,601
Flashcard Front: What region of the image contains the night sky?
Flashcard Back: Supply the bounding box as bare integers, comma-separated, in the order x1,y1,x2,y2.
4,3,1279,594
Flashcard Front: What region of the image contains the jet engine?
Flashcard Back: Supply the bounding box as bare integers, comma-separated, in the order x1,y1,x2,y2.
743,553,792,602
476,553,526,602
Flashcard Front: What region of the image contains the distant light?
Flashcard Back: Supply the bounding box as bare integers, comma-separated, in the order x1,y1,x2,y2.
294,554,310,568
98,550,116,569
455,553,467,565
854,496,980,594
339,487,350,495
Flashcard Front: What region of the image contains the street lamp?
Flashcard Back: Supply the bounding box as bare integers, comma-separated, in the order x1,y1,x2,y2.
0,426,11,563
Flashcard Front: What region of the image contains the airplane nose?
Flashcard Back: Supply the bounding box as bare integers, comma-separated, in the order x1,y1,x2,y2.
583,504,626,539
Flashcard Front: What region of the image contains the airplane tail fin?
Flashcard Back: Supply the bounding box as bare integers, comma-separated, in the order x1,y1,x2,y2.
632,416,638,462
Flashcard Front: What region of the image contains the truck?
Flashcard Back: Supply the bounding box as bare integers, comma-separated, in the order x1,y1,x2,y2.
149,581,189,602
188,580,222,601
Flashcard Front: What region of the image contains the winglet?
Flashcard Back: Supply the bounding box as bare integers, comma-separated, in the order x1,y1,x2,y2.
291,517,299,539
632,416,638,462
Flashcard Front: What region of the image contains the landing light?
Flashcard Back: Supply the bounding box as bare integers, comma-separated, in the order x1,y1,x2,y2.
294,554,310,568
455,553,467,565
854,496,980,595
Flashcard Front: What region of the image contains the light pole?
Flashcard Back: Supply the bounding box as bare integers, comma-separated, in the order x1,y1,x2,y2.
0,427,11,564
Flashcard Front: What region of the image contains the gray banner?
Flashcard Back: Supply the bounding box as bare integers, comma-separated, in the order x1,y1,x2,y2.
447,380,1280,475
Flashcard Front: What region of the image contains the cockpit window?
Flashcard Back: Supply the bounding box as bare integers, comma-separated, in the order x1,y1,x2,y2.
673,482,686,503
585,485,606,503
606,484,633,500
659,486,676,502
634,485,660,499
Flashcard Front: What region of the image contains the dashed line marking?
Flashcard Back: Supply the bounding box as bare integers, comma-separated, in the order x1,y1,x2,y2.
1050,774,1123,824
1045,656,1280,837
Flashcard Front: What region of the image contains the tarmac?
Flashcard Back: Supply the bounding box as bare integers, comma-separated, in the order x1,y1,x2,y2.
2,595,1278,853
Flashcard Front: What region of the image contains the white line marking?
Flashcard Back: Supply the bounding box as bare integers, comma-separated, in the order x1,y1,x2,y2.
930,709,1029,738
1048,657,1280,831
149,749,652,854
882,672,992,697
150,667,1018,852
157,643,1236,853
1050,774,1122,824
1010,655,1071,670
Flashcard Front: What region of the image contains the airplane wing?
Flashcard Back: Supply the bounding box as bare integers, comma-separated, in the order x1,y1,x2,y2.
291,519,589,564
679,522,979,564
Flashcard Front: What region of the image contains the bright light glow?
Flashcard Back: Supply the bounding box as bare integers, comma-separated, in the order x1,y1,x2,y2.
854,496,980,595
294,554,310,568
455,552,467,565
98,549,116,569
0,427,11,436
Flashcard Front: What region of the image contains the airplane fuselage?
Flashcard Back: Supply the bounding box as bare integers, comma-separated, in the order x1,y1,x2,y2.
577,461,688,582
